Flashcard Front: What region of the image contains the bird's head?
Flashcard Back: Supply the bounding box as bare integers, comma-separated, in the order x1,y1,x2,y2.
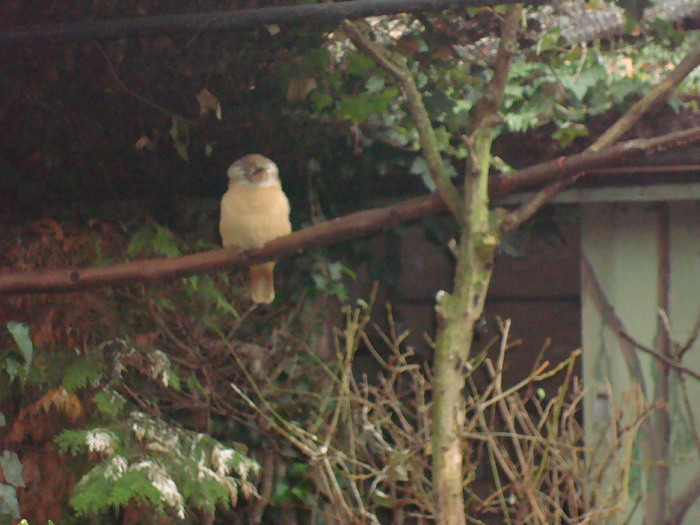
227,154,280,187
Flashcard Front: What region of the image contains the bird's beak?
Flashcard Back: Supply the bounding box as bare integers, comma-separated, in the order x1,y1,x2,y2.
248,168,266,183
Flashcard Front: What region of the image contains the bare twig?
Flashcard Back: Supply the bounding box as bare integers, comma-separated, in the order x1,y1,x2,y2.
581,254,648,398
95,42,181,119
616,330,700,381
677,308,700,358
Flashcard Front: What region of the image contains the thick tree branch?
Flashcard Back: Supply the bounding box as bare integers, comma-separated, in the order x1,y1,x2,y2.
492,125,700,192
464,4,520,227
0,194,440,295
469,5,520,135
0,0,526,44
1,126,699,295
342,20,463,219
499,172,582,237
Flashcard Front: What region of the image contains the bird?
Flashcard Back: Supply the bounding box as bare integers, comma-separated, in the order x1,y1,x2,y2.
219,154,291,304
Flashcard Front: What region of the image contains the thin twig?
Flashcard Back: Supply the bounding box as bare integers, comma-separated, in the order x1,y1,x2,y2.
616,330,700,381
95,42,183,118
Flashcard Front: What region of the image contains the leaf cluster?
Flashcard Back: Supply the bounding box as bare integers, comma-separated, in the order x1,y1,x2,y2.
0,217,345,523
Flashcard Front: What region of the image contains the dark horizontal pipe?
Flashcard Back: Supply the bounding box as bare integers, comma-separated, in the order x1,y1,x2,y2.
0,0,529,44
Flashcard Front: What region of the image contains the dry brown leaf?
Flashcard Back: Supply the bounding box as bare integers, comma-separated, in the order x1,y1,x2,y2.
196,88,222,120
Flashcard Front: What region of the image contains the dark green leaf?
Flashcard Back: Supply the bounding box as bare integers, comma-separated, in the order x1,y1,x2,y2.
0,452,24,488
0,484,19,519
6,322,33,367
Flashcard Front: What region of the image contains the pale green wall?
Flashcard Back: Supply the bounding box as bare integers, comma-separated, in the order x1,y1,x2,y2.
581,200,700,524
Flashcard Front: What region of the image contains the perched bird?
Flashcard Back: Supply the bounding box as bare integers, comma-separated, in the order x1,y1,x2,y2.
219,154,291,304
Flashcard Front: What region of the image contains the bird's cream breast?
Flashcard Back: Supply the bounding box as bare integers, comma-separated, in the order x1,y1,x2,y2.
219,184,291,249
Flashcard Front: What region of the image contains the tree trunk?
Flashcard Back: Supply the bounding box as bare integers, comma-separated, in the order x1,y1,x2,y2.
431,127,500,523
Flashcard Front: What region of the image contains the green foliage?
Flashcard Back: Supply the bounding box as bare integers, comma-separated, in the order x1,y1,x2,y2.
6,323,33,370
57,412,259,521
181,274,238,318
72,465,166,516
3,322,34,383
3,6,699,522
270,462,314,506
280,11,700,191
337,87,400,123
0,483,20,521
55,430,90,456
127,223,182,258
309,258,355,301
93,389,128,416
0,451,24,522
1,221,285,522
62,352,104,393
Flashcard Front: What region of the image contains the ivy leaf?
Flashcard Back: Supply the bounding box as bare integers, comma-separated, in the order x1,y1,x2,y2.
365,75,385,93
409,156,435,191
536,29,562,55
6,322,33,369
310,91,332,111
608,77,644,103
434,126,450,151
0,451,25,488
196,88,222,120
0,484,19,519
552,122,589,148
562,64,607,101
338,94,372,123
505,108,539,133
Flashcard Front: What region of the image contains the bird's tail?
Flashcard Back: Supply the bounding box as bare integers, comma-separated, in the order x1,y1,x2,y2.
249,262,276,304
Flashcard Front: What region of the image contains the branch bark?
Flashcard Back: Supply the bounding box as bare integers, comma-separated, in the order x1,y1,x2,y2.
646,203,672,525
490,125,700,194
1,126,699,296
0,0,524,44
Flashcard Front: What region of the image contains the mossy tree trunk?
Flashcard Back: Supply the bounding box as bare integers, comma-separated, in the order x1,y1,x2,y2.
344,8,520,523
431,132,501,524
